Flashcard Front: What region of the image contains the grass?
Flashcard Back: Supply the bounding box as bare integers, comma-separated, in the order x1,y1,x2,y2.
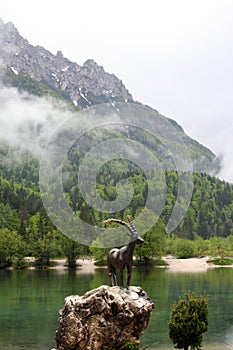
207,257,233,265
94,258,169,267
134,258,169,267
94,259,107,266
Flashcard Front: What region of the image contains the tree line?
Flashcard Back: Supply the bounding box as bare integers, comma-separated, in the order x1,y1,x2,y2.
0,147,233,268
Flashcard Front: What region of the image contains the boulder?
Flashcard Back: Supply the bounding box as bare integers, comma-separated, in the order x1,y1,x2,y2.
56,285,154,350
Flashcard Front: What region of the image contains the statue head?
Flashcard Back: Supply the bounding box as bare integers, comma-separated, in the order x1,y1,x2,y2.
104,216,144,244
126,216,144,244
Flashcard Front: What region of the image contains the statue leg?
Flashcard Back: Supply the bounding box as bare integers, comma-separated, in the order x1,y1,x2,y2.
120,269,124,288
113,272,117,286
109,266,117,286
126,274,132,289
126,265,132,289
109,273,116,286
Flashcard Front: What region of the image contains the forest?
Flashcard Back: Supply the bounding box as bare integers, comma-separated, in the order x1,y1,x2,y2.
1,69,232,269
1,141,233,269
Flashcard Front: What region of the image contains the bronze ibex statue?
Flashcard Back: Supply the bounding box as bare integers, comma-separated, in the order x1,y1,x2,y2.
104,216,144,289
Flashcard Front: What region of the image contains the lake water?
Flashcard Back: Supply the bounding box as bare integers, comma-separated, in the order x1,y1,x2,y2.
0,266,233,349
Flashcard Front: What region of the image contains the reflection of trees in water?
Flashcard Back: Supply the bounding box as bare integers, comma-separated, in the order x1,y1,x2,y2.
130,267,233,348
1,267,233,348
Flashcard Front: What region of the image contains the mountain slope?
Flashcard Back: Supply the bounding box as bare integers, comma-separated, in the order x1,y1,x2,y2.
0,18,132,107
0,18,221,174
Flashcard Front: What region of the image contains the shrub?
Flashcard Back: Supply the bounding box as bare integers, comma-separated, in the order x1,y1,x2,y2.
175,239,195,259
168,290,208,350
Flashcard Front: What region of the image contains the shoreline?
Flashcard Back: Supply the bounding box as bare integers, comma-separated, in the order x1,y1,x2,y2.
23,257,97,273
20,255,233,273
162,255,211,272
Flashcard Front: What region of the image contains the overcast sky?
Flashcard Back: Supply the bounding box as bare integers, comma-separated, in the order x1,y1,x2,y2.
0,0,233,182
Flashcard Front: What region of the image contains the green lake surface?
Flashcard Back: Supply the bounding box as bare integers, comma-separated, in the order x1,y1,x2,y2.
0,266,233,349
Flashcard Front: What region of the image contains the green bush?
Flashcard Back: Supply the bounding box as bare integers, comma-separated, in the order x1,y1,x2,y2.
124,342,139,350
168,290,208,350
175,239,195,259
13,257,29,269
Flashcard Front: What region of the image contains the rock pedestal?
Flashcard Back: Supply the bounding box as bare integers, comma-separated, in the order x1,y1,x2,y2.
56,285,154,350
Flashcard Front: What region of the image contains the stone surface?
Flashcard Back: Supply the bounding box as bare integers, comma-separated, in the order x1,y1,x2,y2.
0,19,133,107
55,285,154,350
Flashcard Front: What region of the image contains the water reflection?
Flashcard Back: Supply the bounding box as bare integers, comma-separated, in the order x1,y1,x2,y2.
225,325,233,350
0,267,233,349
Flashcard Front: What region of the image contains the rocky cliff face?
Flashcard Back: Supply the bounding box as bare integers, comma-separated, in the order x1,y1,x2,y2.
0,18,133,107
0,18,221,173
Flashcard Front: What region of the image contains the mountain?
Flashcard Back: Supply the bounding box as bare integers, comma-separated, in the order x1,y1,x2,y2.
0,18,132,107
0,18,221,174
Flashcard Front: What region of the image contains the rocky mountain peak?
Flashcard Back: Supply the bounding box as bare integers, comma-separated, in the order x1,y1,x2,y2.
0,19,28,64
0,19,15,33
0,18,133,107
83,58,99,67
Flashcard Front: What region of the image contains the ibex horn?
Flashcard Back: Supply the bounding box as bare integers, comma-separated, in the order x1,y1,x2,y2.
103,218,131,235
127,215,138,235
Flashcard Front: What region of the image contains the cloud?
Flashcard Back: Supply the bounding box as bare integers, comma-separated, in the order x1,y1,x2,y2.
0,85,74,160
212,126,233,184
